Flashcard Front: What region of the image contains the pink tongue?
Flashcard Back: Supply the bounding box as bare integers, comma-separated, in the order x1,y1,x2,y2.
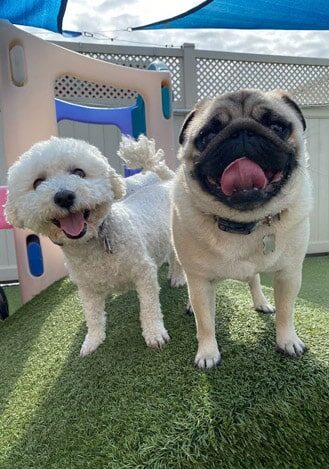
220,157,268,196
59,212,85,236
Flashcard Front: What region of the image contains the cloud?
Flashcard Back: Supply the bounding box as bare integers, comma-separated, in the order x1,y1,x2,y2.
124,29,329,58
98,0,137,7
34,0,329,59
111,14,142,30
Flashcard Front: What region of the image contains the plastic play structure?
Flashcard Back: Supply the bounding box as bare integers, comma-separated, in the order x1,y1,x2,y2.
0,20,175,308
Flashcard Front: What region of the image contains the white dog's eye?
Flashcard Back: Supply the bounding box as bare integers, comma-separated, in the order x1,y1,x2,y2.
33,178,45,190
71,168,86,178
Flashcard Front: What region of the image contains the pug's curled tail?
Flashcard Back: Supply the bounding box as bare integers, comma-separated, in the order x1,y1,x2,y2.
117,134,174,181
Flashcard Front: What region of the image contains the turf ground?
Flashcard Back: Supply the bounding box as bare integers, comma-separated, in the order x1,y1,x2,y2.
0,256,328,468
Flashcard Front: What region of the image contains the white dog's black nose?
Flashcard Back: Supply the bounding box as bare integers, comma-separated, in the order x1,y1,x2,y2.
54,190,76,209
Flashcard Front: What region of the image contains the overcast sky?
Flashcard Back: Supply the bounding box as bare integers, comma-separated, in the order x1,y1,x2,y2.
33,0,329,58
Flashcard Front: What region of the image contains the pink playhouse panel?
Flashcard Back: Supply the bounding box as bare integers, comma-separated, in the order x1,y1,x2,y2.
0,187,12,230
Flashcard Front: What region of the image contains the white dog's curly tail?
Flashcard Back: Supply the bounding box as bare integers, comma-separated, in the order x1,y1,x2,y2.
117,135,174,181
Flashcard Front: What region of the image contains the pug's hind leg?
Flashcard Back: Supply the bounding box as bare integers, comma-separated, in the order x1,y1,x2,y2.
274,269,306,356
186,273,221,369
249,274,275,314
185,299,194,316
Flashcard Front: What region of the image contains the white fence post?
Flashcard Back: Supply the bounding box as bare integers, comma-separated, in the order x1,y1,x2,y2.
182,43,198,110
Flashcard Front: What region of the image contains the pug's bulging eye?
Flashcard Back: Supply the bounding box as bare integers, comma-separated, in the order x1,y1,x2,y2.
195,119,223,152
269,122,291,139
71,168,86,178
33,178,45,190
270,123,284,133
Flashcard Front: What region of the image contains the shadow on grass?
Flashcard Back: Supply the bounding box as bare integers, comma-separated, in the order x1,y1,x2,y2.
2,285,22,315
1,269,329,468
0,279,75,416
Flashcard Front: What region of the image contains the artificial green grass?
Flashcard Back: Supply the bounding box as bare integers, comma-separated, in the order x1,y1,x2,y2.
0,257,329,468
2,284,21,314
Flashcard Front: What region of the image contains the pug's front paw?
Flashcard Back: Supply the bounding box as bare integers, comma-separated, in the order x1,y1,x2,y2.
195,343,221,369
276,333,307,357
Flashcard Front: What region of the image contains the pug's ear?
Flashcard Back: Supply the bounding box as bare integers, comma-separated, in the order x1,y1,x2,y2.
179,98,211,145
273,90,306,131
179,109,197,145
108,167,126,200
281,94,306,132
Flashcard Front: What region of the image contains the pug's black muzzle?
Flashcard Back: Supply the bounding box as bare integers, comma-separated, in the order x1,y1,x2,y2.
192,118,297,211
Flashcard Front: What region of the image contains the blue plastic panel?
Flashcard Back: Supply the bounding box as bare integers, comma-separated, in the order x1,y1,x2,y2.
26,235,44,277
55,99,133,135
161,86,172,120
55,95,147,178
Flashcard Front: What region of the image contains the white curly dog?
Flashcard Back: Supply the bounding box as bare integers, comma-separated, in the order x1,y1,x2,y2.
5,136,185,357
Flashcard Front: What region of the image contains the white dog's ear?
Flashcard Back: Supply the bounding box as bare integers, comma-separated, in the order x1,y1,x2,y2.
108,167,126,200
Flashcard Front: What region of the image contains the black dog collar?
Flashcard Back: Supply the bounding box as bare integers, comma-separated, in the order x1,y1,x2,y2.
216,212,282,235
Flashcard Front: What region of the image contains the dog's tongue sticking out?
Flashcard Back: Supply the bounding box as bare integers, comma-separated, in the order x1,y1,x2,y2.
220,157,268,196
59,212,85,236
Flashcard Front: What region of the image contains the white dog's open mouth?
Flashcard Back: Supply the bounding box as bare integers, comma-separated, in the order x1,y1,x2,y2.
52,209,90,239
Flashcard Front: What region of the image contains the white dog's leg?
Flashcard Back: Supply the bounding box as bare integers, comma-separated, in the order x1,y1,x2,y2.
186,273,221,369
274,269,306,356
79,289,107,357
136,263,170,349
168,250,186,288
248,274,275,314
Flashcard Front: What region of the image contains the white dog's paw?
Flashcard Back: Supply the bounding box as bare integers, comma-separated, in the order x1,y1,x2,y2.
80,333,106,357
254,300,275,314
143,326,170,349
276,333,307,357
170,272,186,288
195,344,221,370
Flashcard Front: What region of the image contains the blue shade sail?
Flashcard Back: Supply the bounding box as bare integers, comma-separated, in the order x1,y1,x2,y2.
0,0,68,33
134,0,329,30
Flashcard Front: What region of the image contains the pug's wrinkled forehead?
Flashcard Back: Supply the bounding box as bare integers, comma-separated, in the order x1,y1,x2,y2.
179,89,306,147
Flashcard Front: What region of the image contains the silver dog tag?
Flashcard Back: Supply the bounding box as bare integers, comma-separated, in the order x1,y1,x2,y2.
102,234,113,254
263,234,275,255
98,223,113,254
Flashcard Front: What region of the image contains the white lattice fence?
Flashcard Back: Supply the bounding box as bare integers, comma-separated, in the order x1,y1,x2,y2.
196,56,329,105
54,42,329,108
82,51,184,103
